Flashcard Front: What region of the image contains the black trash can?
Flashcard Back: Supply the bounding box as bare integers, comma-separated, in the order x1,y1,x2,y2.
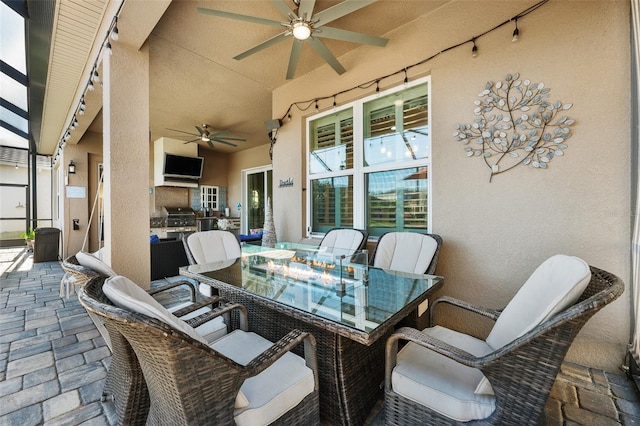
34,227,61,263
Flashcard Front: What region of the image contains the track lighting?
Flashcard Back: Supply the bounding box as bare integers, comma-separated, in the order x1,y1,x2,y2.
512,19,519,42
92,69,100,82
105,40,112,54
471,39,478,58
315,100,319,112
403,69,409,88
375,80,380,97
64,132,71,141
87,79,95,91
333,95,337,110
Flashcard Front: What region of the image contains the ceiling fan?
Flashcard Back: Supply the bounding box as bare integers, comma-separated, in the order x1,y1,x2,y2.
167,124,246,149
197,0,388,79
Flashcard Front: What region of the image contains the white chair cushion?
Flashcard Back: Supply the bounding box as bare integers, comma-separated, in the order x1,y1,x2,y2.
168,302,227,344
186,231,241,265
319,229,365,258
104,276,208,345
211,329,315,426
373,232,438,274
486,255,591,350
392,325,496,422
76,251,117,277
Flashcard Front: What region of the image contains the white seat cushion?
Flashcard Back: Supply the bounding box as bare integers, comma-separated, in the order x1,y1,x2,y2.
211,329,315,426
392,325,496,422
486,255,591,350
168,302,227,344
373,232,438,274
319,229,365,258
76,251,117,277
186,231,241,265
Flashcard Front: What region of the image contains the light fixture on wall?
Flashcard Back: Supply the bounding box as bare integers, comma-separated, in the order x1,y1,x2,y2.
68,160,76,174
471,39,478,58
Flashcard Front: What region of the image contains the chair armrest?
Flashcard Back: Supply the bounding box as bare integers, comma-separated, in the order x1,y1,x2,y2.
183,301,249,332
245,329,318,387
429,295,501,327
385,326,484,390
170,295,227,317
149,278,196,302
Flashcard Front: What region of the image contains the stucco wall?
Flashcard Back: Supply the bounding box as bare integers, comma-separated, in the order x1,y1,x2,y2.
271,1,631,370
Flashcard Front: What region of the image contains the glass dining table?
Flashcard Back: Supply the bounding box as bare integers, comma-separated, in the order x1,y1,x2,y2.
179,242,444,426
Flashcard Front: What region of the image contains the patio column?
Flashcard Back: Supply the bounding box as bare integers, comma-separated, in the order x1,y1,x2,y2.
102,42,150,289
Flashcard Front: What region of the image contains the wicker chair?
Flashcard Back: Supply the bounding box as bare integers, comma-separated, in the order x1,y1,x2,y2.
319,228,368,259
69,251,222,425
79,275,320,426
370,232,442,275
384,257,624,425
370,232,442,329
183,230,242,296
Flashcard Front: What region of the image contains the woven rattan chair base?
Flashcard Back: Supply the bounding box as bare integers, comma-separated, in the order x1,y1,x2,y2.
223,292,388,426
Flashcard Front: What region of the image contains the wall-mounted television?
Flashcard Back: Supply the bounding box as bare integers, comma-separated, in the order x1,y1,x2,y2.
163,153,204,180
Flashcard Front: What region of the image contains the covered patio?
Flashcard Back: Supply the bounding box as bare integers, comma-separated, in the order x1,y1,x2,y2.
1,0,640,424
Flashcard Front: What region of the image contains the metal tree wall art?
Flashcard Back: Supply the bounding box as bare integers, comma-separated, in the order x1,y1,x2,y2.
453,73,575,182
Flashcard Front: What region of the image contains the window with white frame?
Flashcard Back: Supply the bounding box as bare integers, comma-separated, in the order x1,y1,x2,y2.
306,77,431,238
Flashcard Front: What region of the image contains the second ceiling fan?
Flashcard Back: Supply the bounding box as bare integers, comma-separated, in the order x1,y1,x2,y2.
198,0,388,79
167,124,245,149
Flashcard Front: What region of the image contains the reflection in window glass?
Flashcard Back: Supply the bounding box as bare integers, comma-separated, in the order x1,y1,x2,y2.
0,2,26,74
309,109,353,174
311,176,353,232
366,167,428,237
363,84,429,167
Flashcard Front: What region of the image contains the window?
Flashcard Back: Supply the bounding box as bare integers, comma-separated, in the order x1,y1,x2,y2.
307,77,431,237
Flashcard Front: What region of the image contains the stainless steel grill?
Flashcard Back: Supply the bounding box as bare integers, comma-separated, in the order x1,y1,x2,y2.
164,207,196,228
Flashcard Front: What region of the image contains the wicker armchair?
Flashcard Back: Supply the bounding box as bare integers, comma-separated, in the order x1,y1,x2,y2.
69,251,221,425
183,230,242,296
384,258,624,425
79,275,320,425
319,228,368,259
370,232,442,275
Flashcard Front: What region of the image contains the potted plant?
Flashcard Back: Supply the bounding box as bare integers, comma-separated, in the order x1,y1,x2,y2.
21,228,35,251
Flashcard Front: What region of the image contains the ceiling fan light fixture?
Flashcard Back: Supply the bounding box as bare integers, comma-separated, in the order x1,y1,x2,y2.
292,21,312,40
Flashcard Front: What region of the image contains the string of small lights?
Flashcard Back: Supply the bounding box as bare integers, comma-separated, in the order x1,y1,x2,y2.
52,2,125,166
277,0,548,124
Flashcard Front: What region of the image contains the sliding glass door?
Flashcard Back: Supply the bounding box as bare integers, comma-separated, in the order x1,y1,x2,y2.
243,166,272,233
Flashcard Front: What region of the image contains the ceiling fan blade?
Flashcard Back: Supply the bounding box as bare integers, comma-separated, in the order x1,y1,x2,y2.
211,129,231,137
183,138,200,144
195,126,205,136
207,140,215,149
317,26,388,47
197,7,284,28
306,37,346,75
271,0,295,19
215,136,246,142
297,0,316,20
212,138,238,147
286,39,304,80
313,0,378,27
167,128,198,136
234,32,289,60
